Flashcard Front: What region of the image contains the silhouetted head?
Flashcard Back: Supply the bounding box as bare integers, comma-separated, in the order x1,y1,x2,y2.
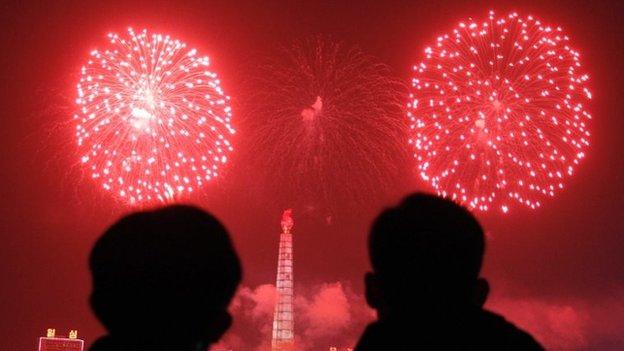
365,193,488,319
89,205,241,350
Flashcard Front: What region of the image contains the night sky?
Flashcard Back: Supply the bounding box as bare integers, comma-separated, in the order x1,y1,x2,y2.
1,0,623,350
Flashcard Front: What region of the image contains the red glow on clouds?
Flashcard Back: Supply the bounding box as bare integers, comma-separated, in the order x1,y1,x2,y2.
214,282,374,350
297,282,352,340
408,10,592,213
74,28,234,205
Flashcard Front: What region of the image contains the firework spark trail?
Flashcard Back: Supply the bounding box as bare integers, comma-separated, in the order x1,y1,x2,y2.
242,37,407,212
74,28,234,205
408,11,592,213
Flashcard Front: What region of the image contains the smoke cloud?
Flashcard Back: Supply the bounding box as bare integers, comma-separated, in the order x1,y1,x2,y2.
213,281,373,350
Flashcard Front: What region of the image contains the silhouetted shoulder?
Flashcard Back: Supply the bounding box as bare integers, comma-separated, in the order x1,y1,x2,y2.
355,309,544,351
475,309,544,350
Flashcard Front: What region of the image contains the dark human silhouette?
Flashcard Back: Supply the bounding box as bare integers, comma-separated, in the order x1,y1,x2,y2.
88,205,241,351
355,193,544,350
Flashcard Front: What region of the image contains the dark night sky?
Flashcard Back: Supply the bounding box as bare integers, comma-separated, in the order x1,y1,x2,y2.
1,0,623,350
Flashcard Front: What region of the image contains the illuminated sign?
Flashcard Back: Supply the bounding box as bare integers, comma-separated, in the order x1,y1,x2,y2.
38,329,84,351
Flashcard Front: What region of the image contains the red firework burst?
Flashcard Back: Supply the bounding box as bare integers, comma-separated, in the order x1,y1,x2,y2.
74,28,234,205
242,37,407,212
408,11,592,213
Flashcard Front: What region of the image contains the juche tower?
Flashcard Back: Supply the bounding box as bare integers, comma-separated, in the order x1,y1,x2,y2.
271,209,295,351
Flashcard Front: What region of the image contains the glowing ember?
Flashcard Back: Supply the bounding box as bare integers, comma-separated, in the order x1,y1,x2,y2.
74,28,234,204
408,11,592,212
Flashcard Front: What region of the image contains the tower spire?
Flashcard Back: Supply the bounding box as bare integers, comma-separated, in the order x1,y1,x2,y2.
272,209,295,351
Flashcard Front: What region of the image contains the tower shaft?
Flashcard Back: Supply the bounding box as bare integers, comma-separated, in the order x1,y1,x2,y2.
272,210,294,351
